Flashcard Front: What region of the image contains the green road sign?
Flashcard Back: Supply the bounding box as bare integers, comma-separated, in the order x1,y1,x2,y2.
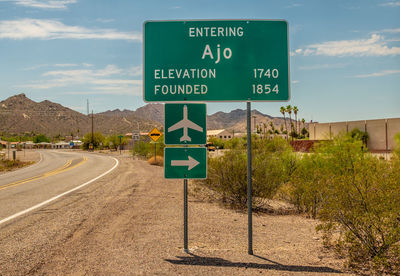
165,103,206,145
164,147,207,179
144,20,289,102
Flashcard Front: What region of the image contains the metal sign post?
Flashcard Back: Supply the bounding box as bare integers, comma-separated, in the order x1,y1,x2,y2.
184,178,188,253
247,101,253,255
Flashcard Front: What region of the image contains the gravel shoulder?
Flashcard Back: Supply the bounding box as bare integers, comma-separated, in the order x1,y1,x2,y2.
0,154,351,275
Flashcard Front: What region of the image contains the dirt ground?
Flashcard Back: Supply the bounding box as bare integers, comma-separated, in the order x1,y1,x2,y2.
0,152,352,275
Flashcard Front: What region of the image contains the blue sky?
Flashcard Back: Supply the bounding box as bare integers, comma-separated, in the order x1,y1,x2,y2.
0,0,399,123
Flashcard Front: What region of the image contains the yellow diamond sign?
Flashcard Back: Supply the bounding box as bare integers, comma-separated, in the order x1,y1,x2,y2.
148,127,162,142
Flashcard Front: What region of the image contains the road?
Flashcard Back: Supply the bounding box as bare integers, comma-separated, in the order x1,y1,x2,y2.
0,153,348,275
0,150,118,223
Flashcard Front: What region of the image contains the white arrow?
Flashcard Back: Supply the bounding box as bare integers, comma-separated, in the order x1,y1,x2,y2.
171,155,200,171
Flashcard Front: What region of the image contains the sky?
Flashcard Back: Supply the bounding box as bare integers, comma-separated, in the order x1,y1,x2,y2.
0,0,399,123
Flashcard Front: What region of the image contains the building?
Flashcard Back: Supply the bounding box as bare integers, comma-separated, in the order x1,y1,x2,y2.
207,129,233,140
309,118,400,152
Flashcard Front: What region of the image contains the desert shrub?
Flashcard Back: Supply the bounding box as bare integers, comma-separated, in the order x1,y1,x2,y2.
147,156,163,166
286,134,400,273
132,141,151,158
201,137,296,208
349,128,369,146
81,132,105,150
224,137,246,149
32,134,50,143
394,132,400,157
207,137,226,149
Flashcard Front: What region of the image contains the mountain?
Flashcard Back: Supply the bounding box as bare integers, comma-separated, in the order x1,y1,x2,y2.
0,94,160,137
207,109,288,133
0,94,300,136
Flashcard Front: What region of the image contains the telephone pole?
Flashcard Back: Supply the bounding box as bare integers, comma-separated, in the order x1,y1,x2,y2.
91,110,94,146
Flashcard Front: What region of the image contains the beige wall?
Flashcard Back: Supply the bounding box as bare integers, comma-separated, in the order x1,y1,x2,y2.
314,123,331,140
348,120,366,133
366,119,386,150
311,118,400,151
388,118,400,150
331,122,347,137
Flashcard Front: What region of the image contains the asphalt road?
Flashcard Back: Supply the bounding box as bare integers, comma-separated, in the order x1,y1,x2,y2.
0,150,118,223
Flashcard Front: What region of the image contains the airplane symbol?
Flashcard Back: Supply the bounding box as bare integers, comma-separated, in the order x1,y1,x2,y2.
168,105,203,142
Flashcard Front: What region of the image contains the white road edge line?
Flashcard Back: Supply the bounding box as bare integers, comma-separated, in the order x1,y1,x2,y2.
0,157,119,226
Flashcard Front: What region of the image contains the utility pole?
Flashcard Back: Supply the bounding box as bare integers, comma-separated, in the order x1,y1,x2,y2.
87,99,89,116
91,110,94,150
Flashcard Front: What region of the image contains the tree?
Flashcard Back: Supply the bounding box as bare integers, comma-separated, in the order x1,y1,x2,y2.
293,106,298,136
33,134,50,143
82,132,105,150
105,134,127,150
280,106,288,140
286,105,293,134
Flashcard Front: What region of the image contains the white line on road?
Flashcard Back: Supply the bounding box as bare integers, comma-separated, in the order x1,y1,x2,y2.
0,157,119,226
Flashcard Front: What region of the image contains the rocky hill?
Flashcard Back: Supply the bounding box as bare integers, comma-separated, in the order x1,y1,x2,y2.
0,94,299,136
0,94,160,137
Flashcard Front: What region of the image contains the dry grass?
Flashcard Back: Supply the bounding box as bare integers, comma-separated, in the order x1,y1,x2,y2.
0,159,33,171
147,155,164,166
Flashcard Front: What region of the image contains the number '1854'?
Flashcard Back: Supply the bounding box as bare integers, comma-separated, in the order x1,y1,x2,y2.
252,84,279,94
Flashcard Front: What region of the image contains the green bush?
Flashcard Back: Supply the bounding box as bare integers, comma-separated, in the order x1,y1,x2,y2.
81,132,105,150
132,141,151,158
201,137,296,208
32,134,50,143
132,138,165,158
207,137,225,149
287,134,400,273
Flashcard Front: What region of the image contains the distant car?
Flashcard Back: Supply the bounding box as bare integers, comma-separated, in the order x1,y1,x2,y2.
206,143,216,151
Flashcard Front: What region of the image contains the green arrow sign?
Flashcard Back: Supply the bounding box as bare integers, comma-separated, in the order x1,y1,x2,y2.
164,147,207,179
165,103,206,145
144,20,289,102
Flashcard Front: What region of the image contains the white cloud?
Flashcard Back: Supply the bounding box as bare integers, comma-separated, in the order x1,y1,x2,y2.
294,34,400,57
285,3,303,8
1,0,77,9
95,18,115,23
22,63,48,70
0,18,141,41
352,69,400,78
43,64,122,78
379,28,400,33
127,65,142,77
379,1,400,7
54,63,78,67
291,80,300,84
299,63,348,70
16,64,142,95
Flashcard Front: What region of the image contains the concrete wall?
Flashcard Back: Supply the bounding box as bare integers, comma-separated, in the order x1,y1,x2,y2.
366,119,386,150
331,122,347,137
388,118,400,150
314,123,330,140
310,118,400,151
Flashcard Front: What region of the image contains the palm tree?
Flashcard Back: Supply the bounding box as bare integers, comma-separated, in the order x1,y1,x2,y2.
286,105,293,136
280,106,288,140
301,118,306,136
269,121,275,132
293,106,298,136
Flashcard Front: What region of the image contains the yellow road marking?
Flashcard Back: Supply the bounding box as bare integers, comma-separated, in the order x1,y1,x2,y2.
0,157,87,191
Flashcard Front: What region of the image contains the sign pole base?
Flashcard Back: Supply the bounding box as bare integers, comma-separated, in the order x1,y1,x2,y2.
247,101,253,255
184,178,189,253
